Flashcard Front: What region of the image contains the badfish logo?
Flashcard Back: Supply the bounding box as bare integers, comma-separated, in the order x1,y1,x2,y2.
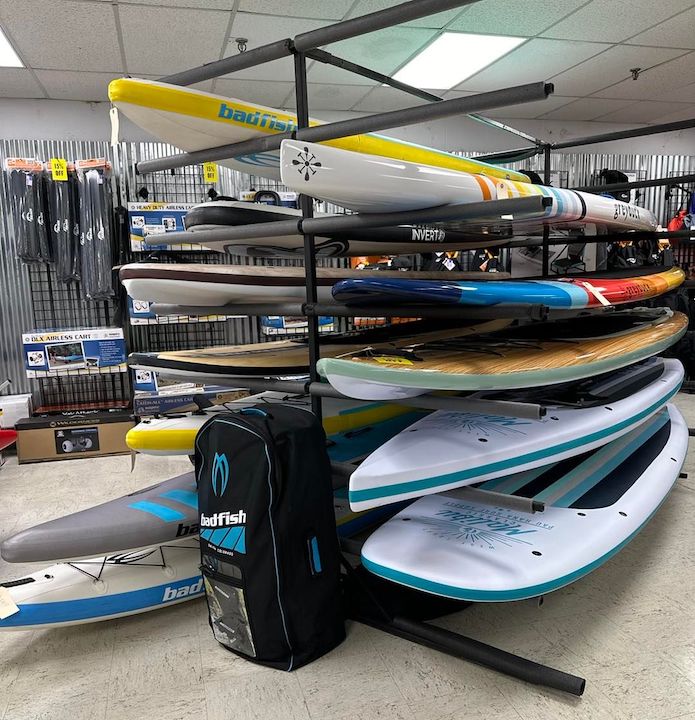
218,103,298,133
292,146,322,181
211,452,229,497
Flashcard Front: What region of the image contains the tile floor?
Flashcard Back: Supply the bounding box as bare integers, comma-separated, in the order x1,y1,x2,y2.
1,395,695,719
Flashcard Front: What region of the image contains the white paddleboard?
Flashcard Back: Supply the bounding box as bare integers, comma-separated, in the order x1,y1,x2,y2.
349,359,683,510
280,139,658,232
0,539,202,630
361,404,688,601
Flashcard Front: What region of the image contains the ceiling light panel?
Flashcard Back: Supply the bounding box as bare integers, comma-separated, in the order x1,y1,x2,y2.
0,27,23,68
393,32,525,90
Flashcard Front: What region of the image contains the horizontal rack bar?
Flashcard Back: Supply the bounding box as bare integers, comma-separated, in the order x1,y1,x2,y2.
573,172,695,193
445,485,545,514
150,301,548,321
552,117,695,150
136,82,553,173
160,0,479,86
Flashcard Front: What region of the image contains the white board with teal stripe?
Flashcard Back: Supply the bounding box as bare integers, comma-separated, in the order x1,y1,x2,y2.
349,359,683,511
360,404,688,602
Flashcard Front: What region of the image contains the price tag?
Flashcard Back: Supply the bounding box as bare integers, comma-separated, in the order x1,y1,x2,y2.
203,162,219,183
50,158,68,181
373,356,413,366
0,587,19,619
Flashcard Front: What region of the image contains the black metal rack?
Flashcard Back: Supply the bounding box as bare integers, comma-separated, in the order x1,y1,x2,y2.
128,0,695,696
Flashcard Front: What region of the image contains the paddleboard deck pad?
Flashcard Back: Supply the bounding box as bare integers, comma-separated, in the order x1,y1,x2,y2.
360,404,688,601
182,201,509,257
332,267,684,308
318,309,688,399
119,263,505,306
348,358,683,510
1,410,425,563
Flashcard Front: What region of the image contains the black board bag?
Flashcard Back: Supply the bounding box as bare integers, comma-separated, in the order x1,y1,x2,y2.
195,404,345,670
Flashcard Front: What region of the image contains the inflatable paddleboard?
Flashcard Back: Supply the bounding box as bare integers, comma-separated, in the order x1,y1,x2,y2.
127,391,410,456
108,78,529,184
319,309,687,400
0,429,17,452
182,201,509,257
348,358,683,510
332,267,685,309
1,410,425,563
279,140,659,232
119,263,503,307
129,318,510,380
361,404,688,601
0,481,404,630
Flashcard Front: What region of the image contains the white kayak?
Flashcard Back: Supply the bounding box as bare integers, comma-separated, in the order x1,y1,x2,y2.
108,77,529,184
279,139,658,232
361,403,688,601
349,358,683,510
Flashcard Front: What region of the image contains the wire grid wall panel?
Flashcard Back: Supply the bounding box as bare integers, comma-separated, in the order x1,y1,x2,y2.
0,138,131,408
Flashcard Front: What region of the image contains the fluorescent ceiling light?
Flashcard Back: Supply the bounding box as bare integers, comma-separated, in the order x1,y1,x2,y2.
0,27,23,68
393,32,525,90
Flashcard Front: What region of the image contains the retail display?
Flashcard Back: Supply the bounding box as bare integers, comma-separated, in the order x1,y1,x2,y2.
107,78,530,183
119,263,503,306
180,200,509,257
318,310,688,400
280,139,659,231
332,266,685,308
360,404,687,601
348,358,683,510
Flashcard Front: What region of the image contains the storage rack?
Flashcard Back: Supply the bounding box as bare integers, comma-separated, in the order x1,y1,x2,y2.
128,0,695,696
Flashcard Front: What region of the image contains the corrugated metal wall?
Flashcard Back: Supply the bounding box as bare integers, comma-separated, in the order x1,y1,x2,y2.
2,140,694,398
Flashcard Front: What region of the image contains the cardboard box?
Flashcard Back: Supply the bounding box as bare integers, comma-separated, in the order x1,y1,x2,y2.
16,410,135,464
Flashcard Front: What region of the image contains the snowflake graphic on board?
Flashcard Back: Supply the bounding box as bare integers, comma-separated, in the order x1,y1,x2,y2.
292,146,322,181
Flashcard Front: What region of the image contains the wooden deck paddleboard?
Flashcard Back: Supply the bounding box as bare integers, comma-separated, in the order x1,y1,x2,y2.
332,267,685,308
119,263,506,306
348,358,683,510
318,309,688,400
182,201,510,257
108,78,529,184
280,139,659,232
128,319,511,379
360,404,688,601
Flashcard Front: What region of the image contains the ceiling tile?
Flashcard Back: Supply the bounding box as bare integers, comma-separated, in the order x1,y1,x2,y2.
642,104,695,124
351,86,432,112
119,5,230,75
654,82,695,104
626,6,695,49
455,39,609,93
229,12,330,46
593,100,695,123
310,27,437,82
549,45,686,97
541,0,695,42
593,52,695,100
306,65,379,87
239,0,348,20
0,68,45,98
345,0,464,29
283,83,373,111
486,95,580,119
34,70,121,101
214,78,296,108
222,57,298,83
0,0,121,72
447,0,585,37
539,97,637,121
117,0,233,7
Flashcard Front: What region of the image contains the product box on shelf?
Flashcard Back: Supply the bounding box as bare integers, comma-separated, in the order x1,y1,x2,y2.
0,394,33,428
16,410,135,464
22,328,126,378
128,202,204,251
132,380,249,417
